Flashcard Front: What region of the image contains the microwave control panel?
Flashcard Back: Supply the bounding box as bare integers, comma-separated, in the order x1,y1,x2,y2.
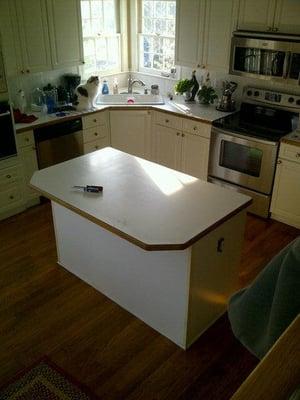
244,87,300,109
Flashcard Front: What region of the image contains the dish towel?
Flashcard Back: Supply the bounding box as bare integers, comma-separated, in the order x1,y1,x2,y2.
228,236,300,359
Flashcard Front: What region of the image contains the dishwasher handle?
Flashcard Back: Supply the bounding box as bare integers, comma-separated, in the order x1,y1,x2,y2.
34,117,83,142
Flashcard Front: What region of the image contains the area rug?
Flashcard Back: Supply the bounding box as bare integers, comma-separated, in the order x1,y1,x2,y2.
0,357,99,399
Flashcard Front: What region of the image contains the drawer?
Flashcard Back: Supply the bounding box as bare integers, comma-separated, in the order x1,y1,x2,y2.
279,143,300,163
0,165,20,186
154,111,183,130
182,119,211,139
82,111,108,129
83,125,109,144
16,130,34,148
83,138,110,154
0,185,22,208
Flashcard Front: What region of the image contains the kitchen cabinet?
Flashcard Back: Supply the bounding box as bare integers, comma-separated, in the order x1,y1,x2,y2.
110,110,152,160
0,0,84,76
270,142,300,229
237,0,300,34
153,112,211,180
46,0,84,69
175,0,237,71
16,130,40,207
82,111,110,154
0,157,25,221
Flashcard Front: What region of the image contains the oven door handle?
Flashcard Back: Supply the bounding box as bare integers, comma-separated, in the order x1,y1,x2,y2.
0,111,10,118
211,127,278,146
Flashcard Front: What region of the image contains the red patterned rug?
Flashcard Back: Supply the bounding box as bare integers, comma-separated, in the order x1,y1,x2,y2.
0,357,99,399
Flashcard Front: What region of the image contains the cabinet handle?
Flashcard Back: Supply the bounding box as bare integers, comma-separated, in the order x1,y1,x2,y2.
94,132,98,136
267,26,272,31
182,133,185,137
277,159,282,164
273,27,279,32
296,153,300,158
95,145,99,149
165,119,169,123
93,119,97,123
20,70,25,74
176,132,180,136
6,174,12,179
82,61,85,64
26,69,30,73
9,195,14,200
25,137,30,142
193,126,197,131
217,237,225,253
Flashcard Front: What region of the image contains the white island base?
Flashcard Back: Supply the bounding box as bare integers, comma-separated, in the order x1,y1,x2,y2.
52,201,246,349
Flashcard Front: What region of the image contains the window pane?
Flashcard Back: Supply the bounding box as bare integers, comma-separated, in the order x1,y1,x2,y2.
143,17,153,34
103,0,116,33
81,1,90,19
143,1,153,17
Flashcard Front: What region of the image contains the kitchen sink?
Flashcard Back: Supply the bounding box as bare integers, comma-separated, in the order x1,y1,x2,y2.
96,94,164,105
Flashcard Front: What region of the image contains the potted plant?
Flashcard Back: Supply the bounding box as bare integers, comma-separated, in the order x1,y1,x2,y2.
174,79,194,100
197,85,218,105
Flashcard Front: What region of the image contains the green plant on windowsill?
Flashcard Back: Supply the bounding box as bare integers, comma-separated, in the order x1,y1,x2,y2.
174,79,193,95
197,85,218,105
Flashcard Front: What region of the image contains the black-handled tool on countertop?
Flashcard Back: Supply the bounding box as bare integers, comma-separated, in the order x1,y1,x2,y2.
73,185,103,193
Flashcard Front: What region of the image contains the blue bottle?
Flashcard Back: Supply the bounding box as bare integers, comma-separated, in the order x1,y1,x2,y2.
102,79,109,95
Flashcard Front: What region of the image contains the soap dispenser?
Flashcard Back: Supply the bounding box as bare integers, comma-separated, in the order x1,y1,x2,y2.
102,79,109,95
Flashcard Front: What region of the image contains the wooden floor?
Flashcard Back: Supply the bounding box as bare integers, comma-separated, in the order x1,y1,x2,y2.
0,203,299,399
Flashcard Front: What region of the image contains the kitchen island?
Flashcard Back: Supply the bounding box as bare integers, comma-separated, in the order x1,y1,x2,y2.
30,147,251,349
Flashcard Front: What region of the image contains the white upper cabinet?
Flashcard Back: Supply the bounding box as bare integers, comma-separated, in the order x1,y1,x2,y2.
47,0,84,68
0,0,84,76
175,0,205,68
15,0,52,74
273,0,300,34
175,0,237,71
237,0,276,32
237,0,300,34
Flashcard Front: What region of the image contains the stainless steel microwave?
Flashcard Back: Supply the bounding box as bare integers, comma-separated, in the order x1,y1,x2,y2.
230,31,300,85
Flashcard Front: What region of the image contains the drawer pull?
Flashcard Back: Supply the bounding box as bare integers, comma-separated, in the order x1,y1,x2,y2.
182,133,185,137
193,126,197,130
93,119,97,123
277,159,282,164
296,153,300,158
217,237,225,253
6,174,12,179
9,195,14,200
165,119,169,123
94,132,98,136
25,137,30,142
176,132,180,136
95,145,99,149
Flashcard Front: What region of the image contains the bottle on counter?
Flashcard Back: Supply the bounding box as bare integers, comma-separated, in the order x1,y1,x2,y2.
113,78,119,94
102,79,109,95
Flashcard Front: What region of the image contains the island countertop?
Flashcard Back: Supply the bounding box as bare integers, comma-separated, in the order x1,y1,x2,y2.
30,147,251,250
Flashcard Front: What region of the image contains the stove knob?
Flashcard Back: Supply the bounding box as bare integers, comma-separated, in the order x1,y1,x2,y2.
247,90,252,96
288,97,295,103
254,91,259,97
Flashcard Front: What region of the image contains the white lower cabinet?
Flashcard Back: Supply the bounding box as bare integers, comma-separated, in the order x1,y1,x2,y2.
0,157,25,220
110,110,152,160
16,130,40,207
82,111,110,154
153,112,211,180
271,143,300,228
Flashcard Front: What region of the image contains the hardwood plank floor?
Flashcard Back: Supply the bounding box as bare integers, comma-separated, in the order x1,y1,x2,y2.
0,203,299,399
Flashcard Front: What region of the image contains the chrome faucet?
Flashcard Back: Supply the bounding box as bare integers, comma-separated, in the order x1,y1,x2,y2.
128,74,146,94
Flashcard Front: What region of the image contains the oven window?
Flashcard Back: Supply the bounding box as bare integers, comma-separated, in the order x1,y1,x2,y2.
220,141,263,177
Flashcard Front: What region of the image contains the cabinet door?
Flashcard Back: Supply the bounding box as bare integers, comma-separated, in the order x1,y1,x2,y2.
16,0,52,73
203,0,238,71
47,0,84,68
274,0,300,34
271,159,300,228
237,0,276,32
110,111,151,159
153,124,181,170
19,146,39,200
175,0,205,67
181,133,210,180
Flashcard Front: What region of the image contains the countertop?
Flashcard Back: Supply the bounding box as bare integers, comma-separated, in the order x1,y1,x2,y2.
281,130,300,147
15,95,234,133
30,147,252,251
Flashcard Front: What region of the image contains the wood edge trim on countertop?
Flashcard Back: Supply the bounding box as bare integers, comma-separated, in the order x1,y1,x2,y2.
230,314,300,400
29,183,252,251
16,105,213,133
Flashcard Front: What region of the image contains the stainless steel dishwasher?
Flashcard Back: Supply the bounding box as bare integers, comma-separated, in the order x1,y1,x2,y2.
34,117,83,169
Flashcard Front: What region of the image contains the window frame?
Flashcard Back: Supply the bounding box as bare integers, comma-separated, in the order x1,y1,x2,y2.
137,0,177,77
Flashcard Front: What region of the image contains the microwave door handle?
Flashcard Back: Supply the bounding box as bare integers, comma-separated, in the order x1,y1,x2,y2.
283,52,291,79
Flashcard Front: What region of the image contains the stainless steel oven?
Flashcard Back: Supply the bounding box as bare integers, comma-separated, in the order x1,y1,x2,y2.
208,87,299,218
209,128,278,217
